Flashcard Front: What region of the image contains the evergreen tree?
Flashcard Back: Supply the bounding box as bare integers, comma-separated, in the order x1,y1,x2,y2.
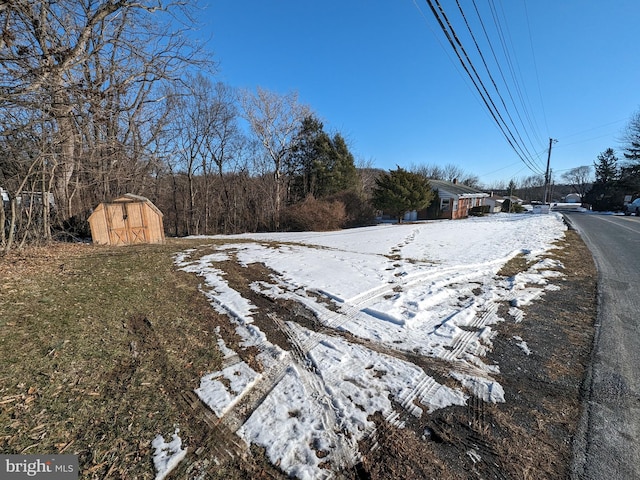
288,115,358,201
323,133,357,196
587,148,624,211
620,110,640,194
594,148,618,184
622,110,640,162
287,115,325,201
372,167,434,222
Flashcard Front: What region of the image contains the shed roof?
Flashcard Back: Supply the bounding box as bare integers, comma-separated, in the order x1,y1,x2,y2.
109,194,163,217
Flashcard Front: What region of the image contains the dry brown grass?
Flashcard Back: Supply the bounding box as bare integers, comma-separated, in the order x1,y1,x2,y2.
0,240,280,479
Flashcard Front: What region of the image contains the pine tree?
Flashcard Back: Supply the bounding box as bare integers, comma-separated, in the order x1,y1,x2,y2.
372,167,434,222
323,133,357,196
594,148,618,184
587,148,625,211
288,115,358,201
622,110,640,162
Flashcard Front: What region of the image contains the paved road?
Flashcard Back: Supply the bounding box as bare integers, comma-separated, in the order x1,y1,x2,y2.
563,212,640,479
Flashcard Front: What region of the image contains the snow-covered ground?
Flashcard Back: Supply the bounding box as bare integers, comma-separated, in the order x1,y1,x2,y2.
163,213,568,479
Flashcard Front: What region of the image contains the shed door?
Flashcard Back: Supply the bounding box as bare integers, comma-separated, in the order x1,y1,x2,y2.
125,202,147,244
106,203,129,245
105,202,147,245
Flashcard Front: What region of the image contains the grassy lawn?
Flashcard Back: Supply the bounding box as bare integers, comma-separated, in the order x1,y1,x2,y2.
0,240,244,479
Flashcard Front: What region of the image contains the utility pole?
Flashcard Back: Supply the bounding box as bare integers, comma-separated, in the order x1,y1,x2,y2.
543,138,557,204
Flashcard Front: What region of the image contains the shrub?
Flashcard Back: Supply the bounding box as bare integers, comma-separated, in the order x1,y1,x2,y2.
469,205,491,216
326,190,376,228
281,196,347,231
501,199,525,213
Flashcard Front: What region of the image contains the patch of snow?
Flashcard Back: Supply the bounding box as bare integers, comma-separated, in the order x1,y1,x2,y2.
508,306,525,323
195,361,261,417
514,336,532,355
451,372,506,403
152,429,187,480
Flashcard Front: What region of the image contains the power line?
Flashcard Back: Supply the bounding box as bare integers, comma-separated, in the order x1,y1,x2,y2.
420,0,546,176
484,0,547,166
521,0,549,138
455,0,543,170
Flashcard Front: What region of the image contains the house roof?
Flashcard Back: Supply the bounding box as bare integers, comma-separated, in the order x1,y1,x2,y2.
487,194,523,203
429,180,488,198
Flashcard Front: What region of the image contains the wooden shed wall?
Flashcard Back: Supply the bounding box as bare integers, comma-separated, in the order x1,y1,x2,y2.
88,198,164,246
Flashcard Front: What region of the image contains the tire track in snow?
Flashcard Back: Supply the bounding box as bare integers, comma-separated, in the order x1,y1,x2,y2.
268,313,357,470
182,242,515,476
180,390,249,463
398,373,441,418
273,264,499,373
441,303,499,363
360,410,405,455
357,304,501,458
236,265,500,423
254,263,505,454
345,258,499,306
211,311,356,470
216,353,292,433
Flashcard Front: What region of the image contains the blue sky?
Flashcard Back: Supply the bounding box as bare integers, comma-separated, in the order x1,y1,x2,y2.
197,0,639,186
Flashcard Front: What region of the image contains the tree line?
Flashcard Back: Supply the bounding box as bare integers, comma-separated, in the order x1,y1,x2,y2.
0,0,511,252
2,2,639,252
0,1,376,251
582,112,640,210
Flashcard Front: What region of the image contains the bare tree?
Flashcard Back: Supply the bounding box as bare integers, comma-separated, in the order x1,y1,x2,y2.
203,82,243,233
0,0,209,245
410,162,479,187
561,166,592,199
518,174,545,202
410,163,445,180
241,88,310,230
165,76,242,235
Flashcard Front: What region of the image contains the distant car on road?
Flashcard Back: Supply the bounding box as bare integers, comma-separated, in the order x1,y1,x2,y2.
624,198,640,215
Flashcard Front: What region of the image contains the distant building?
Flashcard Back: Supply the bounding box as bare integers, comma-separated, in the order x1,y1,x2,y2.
423,179,489,220
485,193,523,213
376,179,489,222
0,188,55,211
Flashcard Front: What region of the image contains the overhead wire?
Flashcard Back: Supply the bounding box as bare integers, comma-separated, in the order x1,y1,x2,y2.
411,0,506,120
483,0,546,161
420,0,546,176
427,0,541,174
454,0,543,172
477,0,546,174
521,0,549,138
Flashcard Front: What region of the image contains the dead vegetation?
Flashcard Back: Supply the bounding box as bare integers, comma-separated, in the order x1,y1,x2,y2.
0,229,596,479
0,240,277,479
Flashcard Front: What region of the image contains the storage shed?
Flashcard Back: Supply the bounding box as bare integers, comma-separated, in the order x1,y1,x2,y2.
88,194,165,246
